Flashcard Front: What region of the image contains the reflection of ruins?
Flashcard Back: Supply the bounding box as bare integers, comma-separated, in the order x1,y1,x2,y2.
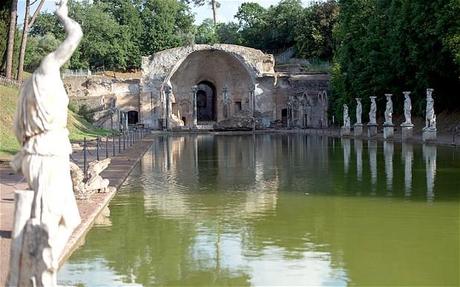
60,135,460,287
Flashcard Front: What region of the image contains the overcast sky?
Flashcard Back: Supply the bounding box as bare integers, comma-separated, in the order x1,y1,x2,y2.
17,0,317,25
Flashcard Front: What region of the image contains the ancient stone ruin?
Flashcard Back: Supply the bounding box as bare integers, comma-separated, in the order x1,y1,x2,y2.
70,158,113,200
140,44,329,130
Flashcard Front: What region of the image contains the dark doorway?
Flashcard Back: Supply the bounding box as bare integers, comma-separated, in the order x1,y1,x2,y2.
128,110,139,124
281,108,288,126
196,81,216,122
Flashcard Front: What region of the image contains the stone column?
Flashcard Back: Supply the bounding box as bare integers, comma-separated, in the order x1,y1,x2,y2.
401,91,414,141
383,94,394,139
222,85,229,119
423,88,437,142
354,98,363,137
192,85,198,128
249,85,256,131
367,96,378,137
164,85,171,130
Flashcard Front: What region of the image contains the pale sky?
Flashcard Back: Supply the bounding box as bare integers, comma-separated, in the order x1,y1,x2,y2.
18,0,317,25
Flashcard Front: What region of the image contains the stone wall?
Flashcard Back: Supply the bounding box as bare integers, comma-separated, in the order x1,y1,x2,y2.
64,76,140,127
140,44,275,129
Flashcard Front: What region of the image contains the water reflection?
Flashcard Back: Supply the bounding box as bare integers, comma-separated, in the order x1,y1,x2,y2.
402,143,413,197
355,139,363,181
59,134,459,287
384,141,394,195
423,144,437,202
368,140,377,195
342,138,351,174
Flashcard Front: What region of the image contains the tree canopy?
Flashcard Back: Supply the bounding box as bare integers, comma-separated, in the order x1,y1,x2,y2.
331,0,460,120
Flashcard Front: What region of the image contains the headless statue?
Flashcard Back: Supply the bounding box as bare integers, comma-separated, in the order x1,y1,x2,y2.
8,0,83,285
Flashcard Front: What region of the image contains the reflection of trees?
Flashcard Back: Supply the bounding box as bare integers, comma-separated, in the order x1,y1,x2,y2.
64,135,460,286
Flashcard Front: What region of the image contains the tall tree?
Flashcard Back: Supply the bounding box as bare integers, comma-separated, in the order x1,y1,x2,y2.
0,0,11,73
235,2,268,49
5,0,17,79
186,0,220,25
17,0,45,80
294,0,339,60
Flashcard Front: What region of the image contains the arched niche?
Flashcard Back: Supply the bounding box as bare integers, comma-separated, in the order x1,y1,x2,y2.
168,50,253,125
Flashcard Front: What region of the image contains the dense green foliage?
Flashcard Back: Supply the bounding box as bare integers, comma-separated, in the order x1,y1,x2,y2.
29,0,194,71
332,0,460,120
9,0,460,116
0,0,11,70
26,0,337,71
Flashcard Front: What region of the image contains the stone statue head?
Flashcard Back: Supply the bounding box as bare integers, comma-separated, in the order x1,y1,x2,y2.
426,88,434,99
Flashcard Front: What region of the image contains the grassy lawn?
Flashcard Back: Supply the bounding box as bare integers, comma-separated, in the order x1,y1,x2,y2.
0,83,112,160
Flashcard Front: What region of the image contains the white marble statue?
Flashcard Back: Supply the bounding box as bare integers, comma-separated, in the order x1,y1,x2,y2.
343,104,350,128
424,88,436,130
368,96,377,125
8,0,82,285
384,94,393,125
402,91,413,126
355,98,362,125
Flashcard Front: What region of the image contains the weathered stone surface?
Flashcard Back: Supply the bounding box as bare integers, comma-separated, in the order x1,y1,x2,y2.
354,125,363,137
402,125,414,140
140,44,329,130
70,159,112,200
383,125,394,139
214,110,256,131
367,124,378,138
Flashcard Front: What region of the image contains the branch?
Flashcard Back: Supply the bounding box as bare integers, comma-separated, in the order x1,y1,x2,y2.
28,0,45,28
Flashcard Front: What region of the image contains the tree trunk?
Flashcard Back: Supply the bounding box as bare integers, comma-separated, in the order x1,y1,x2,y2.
211,0,217,25
5,0,18,79
16,0,30,81
16,0,45,81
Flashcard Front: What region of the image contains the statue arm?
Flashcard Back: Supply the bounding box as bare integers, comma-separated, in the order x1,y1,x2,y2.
40,0,82,72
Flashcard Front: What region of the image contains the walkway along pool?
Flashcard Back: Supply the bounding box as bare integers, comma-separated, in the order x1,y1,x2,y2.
58,134,460,286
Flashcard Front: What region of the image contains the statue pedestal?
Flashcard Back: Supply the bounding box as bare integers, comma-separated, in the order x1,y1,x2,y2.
341,127,351,137
422,128,437,142
401,123,414,141
367,123,377,138
354,124,363,137
383,124,394,140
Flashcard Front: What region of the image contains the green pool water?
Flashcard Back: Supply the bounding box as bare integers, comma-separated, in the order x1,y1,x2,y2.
59,134,460,286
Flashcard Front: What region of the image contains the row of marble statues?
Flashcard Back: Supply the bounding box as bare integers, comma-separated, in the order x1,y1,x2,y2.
341,88,437,142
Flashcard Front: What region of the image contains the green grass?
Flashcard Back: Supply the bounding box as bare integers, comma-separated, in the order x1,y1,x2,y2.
0,83,112,160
